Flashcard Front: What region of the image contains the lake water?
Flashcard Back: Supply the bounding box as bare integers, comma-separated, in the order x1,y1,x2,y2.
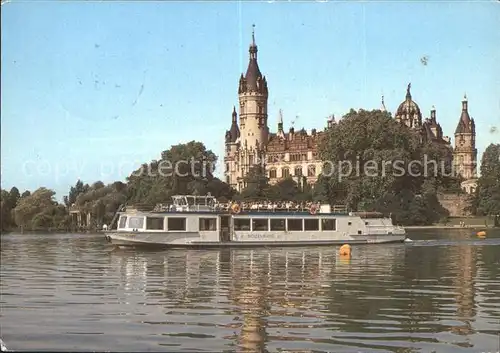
1,230,499,352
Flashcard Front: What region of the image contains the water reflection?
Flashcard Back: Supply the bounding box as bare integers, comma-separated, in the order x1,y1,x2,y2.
1,231,499,352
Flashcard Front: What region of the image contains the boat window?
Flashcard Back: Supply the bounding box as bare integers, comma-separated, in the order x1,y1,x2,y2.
128,216,144,229
252,219,268,231
146,217,164,230
168,218,186,231
118,216,127,228
270,219,286,231
322,219,337,231
304,219,319,231
234,218,250,231
199,218,217,231
287,219,303,231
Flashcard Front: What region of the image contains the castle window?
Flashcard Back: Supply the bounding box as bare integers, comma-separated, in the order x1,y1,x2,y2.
225,163,229,172
269,169,277,179
308,165,316,177
226,176,230,184
282,167,290,178
294,166,302,176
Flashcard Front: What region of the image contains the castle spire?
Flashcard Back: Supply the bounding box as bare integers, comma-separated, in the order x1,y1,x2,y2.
430,105,436,122
242,24,263,93
455,94,473,134
227,106,240,143
406,82,412,100
381,95,386,111
249,24,257,59
278,109,284,131
252,24,256,47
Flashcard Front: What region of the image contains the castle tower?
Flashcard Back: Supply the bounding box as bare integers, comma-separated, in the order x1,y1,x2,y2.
395,83,422,129
453,94,477,190
223,106,240,188
237,25,269,188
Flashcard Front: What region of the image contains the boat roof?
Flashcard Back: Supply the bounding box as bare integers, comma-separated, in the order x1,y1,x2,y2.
117,209,361,217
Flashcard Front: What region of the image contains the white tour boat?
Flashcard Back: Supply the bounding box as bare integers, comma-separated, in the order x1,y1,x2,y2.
104,195,406,248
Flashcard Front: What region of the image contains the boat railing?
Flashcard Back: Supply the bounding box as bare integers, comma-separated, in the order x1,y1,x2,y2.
150,202,350,214
152,204,217,212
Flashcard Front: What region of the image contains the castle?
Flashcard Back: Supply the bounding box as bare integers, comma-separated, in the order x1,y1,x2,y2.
224,29,477,194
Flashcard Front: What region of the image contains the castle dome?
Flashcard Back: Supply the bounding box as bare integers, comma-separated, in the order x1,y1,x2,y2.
395,83,422,128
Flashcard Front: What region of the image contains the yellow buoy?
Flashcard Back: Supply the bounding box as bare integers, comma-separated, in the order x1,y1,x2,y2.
477,231,486,238
339,244,351,256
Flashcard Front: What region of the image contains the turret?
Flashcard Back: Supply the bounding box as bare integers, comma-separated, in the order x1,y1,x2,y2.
238,24,269,161
277,109,285,138
453,94,477,180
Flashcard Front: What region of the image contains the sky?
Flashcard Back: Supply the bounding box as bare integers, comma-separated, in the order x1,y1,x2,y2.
1,0,499,200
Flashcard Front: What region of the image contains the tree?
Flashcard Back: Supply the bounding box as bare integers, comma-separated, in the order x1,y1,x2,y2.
312,174,331,202
64,180,89,207
268,177,302,201
8,187,20,209
476,144,500,216
319,108,450,225
240,165,270,200
126,141,235,205
12,187,63,230
73,181,128,229
1,190,13,231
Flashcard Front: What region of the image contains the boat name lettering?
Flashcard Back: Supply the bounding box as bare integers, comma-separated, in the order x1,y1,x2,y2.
247,233,271,238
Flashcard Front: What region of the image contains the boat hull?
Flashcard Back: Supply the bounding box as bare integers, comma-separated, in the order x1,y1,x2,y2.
104,232,406,248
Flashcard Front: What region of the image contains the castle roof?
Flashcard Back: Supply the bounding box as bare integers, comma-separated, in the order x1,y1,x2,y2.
396,83,422,118
455,95,475,134
244,25,263,92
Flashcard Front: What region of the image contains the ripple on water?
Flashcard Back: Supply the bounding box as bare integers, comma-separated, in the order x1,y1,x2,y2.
1,231,500,352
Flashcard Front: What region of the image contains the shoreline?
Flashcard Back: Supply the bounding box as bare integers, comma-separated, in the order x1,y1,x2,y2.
405,225,492,229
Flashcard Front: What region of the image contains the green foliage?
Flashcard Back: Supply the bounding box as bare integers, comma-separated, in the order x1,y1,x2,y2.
11,187,68,231
240,165,270,200
63,179,89,207
476,144,500,216
127,141,236,205
1,187,32,231
239,168,313,202
6,125,480,230
319,109,450,225
74,181,128,228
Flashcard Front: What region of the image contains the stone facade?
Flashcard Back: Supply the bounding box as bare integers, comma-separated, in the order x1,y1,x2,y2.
224,30,478,194
437,193,472,217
